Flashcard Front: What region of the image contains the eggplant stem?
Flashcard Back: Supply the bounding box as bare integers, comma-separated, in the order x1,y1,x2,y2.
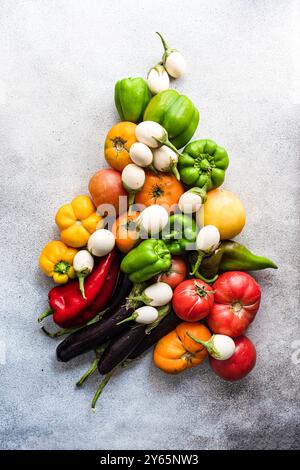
92,371,114,412
76,358,99,387
78,274,86,299
38,308,53,323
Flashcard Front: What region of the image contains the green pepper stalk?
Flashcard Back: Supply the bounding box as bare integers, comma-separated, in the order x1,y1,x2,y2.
156,32,186,78
190,240,278,281
191,225,220,276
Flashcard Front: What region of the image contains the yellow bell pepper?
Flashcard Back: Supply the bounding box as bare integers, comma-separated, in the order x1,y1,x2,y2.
39,241,77,284
55,195,102,248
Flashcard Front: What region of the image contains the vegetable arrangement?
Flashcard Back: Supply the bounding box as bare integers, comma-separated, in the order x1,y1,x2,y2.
37,32,277,410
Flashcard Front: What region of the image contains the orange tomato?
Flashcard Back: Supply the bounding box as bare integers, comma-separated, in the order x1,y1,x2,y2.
104,121,136,171
153,322,211,374
135,172,184,211
112,210,140,253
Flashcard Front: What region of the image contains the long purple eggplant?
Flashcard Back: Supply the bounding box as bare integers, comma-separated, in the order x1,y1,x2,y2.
56,306,134,362
128,311,181,360
98,324,146,375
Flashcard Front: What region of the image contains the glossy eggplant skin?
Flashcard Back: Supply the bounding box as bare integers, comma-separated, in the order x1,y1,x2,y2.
128,312,181,360
98,325,146,375
56,306,134,362
101,272,132,318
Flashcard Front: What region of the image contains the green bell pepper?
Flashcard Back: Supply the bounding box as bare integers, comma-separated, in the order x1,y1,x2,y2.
120,239,171,283
189,240,277,282
115,77,151,123
143,89,199,149
163,214,197,255
178,139,229,192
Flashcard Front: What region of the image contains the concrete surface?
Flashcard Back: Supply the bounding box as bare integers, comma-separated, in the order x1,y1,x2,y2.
0,0,299,450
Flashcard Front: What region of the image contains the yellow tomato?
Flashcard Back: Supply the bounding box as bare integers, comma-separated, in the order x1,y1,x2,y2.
197,188,246,239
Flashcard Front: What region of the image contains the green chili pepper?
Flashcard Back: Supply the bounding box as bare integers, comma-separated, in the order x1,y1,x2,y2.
115,77,151,123
189,240,277,281
120,239,171,283
143,89,199,149
162,214,197,255
178,139,229,195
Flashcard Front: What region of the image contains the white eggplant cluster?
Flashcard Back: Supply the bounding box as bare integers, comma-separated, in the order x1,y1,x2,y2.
147,32,186,95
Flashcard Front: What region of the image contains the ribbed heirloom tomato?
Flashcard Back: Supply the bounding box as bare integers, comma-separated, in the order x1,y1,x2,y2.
208,271,261,337
172,279,215,322
153,322,211,374
135,172,184,211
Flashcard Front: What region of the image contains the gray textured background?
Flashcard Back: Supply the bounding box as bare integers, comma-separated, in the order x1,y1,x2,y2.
0,0,299,450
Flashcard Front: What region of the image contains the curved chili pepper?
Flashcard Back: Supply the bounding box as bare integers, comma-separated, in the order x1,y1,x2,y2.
189,240,277,281
38,250,117,327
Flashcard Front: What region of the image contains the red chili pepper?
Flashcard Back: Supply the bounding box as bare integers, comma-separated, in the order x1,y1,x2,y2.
38,251,117,327
61,260,120,328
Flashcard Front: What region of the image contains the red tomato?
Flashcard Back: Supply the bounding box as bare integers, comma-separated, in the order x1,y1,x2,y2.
156,257,188,289
172,279,215,322
208,271,261,338
209,335,256,381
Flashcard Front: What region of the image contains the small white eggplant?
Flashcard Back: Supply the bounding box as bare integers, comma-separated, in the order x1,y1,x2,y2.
73,250,94,299
87,229,115,257
122,163,145,210
191,225,220,275
118,306,159,325
137,205,169,235
196,225,220,252
129,142,153,168
141,282,173,307
135,121,183,159
178,188,205,214
188,333,236,360
153,145,179,180
147,64,170,95
156,32,186,78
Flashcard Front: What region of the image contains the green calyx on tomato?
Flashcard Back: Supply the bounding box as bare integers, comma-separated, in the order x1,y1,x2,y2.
143,89,199,149
115,77,151,123
178,139,229,191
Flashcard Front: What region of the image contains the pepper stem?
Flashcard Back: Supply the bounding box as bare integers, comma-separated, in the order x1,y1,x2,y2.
38,308,53,323
156,31,169,52
78,273,86,299
190,251,205,275
92,371,114,412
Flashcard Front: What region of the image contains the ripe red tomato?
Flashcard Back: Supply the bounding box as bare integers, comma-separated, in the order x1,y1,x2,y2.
156,256,188,289
208,271,261,338
172,279,215,322
209,335,256,381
